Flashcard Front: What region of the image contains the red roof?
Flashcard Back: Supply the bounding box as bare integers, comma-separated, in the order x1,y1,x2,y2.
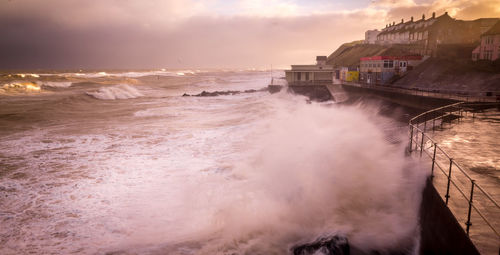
360,55,423,61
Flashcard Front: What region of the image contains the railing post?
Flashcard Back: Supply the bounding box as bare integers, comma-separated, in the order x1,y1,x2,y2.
420,130,425,156
466,180,475,236
445,158,453,205
432,118,435,132
414,129,419,151
409,125,413,153
431,143,437,180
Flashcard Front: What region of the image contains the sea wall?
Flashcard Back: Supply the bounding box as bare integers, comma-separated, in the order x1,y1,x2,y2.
288,85,332,102
419,178,480,255
339,84,458,110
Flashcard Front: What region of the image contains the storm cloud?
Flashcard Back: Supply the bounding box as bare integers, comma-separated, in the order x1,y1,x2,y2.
0,0,498,69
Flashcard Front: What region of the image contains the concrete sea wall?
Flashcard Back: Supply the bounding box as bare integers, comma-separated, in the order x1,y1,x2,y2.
419,178,481,255
339,84,459,110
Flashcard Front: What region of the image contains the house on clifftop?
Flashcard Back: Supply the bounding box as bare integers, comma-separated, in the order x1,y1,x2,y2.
372,12,498,56
472,21,500,61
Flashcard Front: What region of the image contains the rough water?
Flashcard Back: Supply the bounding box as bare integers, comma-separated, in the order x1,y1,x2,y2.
0,70,427,254
427,110,500,255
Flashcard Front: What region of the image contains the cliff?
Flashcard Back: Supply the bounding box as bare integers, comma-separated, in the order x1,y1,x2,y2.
326,41,416,68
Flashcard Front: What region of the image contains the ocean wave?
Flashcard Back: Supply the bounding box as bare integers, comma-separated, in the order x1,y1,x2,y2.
1,82,41,94
41,81,73,88
58,70,184,79
86,84,143,100
9,73,41,78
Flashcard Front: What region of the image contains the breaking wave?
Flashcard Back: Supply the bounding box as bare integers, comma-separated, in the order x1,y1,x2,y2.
86,84,143,100
41,81,73,88
0,82,41,94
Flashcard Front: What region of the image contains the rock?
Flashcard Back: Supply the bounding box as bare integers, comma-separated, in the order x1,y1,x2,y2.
292,235,350,255
182,87,269,97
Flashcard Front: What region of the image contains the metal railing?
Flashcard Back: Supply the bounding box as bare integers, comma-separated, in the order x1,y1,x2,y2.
408,102,500,253
342,82,500,103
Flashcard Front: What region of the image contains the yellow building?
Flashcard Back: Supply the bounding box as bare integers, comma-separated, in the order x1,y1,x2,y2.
340,67,359,82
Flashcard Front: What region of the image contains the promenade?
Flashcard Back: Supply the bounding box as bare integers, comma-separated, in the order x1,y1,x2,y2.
341,82,500,103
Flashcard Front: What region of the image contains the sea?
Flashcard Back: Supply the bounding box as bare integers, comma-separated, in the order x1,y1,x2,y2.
0,69,430,254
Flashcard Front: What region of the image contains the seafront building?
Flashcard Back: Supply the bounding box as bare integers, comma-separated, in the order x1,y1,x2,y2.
339,67,359,82
359,55,424,84
284,56,334,85
472,21,500,61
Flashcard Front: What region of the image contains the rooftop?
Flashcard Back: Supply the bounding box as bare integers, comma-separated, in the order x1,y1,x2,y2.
360,55,423,61
482,20,500,36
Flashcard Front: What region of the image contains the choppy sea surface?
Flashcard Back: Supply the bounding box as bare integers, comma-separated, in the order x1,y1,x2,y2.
0,70,427,254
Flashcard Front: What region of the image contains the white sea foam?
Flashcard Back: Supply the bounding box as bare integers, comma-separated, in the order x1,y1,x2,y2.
41,81,73,88
86,84,143,100
174,100,428,254
73,97,425,254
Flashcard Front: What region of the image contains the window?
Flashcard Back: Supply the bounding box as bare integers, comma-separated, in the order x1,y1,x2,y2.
305,72,309,81
297,72,301,80
383,60,394,68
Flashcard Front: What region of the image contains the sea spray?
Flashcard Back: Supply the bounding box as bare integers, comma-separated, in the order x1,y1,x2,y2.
86,84,143,100
109,97,428,254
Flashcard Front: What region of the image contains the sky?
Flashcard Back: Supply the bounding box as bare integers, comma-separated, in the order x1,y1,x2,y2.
0,0,499,69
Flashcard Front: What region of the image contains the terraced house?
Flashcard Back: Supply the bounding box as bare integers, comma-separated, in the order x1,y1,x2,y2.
374,12,498,56
472,21,500,61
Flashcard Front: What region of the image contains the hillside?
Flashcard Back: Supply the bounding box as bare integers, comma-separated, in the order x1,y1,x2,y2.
326,41,415,67
327,41,500,92
393,58,500,92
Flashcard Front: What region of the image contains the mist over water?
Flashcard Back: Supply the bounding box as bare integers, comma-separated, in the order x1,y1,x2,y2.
0,70,427,254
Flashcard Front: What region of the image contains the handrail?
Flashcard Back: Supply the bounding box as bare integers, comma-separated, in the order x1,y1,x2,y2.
408,102,500,251
342,82,500,102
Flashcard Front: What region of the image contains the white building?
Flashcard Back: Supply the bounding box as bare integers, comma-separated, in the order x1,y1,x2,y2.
365,29,380,44
285,56,334,85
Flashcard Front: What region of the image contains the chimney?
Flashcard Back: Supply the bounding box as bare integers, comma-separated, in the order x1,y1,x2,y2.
393,21,395,26
422,14,425,20
432,12,436,18
401,19,404,24
411,16,414,22
445,11,448,16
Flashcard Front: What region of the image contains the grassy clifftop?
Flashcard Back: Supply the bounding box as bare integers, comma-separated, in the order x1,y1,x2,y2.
327,41,500,91
326,41,415,67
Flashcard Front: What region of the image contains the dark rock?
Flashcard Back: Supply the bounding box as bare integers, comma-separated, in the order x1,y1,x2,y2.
182,87,269,97
292,235,350,255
